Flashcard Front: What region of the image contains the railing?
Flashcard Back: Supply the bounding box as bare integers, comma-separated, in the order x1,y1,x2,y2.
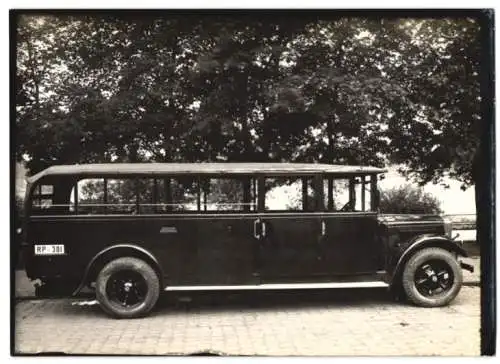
444,214,477,230
444,214,476,242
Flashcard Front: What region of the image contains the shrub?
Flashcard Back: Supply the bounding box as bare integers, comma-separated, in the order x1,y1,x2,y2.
379,184,442,214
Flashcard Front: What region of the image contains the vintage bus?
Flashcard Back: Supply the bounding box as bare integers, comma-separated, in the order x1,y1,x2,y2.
20,163,472,318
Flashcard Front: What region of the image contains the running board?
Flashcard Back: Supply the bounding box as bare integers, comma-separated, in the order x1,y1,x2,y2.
165,281,389,291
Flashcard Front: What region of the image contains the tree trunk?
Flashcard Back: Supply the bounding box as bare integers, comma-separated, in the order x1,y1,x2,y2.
128,142,139,162
239,70,253,210
239,71,253,162
477,12,494,355
26,38,40,109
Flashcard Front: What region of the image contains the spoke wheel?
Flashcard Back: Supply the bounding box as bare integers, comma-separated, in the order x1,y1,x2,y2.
414,260,454,297
401,247,463,307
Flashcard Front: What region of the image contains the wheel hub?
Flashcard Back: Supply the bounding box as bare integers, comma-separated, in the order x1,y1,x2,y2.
415,259,454,297
106,270,148,308
124,282,133,292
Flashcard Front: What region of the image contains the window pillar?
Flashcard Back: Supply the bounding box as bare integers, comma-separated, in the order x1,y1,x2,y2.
327,176,334,211
74,181,79,214
371,174,378,211
103,178,108,214
257,177,265,212
302,177,308,211
315,175,324,211
361,175,366,211
349,177,355,209
165,178,172,212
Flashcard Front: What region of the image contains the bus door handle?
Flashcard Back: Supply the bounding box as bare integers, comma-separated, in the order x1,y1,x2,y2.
253,219,267,239
253,219,260,239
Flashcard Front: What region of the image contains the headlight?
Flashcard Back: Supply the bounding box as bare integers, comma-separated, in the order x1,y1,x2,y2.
442,216,453,238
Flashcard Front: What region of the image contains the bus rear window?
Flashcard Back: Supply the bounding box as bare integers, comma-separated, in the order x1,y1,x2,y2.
31,184,54,213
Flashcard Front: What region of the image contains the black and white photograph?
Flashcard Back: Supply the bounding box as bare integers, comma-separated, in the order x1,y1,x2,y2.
11,8,495,356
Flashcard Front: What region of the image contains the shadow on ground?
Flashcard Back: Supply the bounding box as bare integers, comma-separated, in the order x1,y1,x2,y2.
51,288,397,319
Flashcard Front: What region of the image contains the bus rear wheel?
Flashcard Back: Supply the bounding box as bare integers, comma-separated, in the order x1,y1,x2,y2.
96,257,160,319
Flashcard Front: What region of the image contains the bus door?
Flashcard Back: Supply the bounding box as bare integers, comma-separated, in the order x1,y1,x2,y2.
256,176,326,281
190,176,260,285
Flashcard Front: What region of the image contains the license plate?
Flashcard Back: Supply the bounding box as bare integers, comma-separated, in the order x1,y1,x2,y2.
34,244,65,256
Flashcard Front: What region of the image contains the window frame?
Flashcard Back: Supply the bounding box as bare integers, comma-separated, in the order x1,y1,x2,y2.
27,172,380,216
31,183,55,211
69,174,259,215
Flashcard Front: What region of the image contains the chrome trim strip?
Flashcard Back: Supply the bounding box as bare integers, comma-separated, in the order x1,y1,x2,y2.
164,281,389,291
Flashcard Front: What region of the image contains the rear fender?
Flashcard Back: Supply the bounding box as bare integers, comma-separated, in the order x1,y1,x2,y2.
389,235,468,287
72,244,163,296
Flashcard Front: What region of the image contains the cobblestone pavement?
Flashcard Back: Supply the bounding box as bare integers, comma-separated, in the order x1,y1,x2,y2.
14,286,480,356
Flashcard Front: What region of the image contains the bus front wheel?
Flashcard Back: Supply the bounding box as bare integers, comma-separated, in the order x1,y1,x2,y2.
401,247,462,307
95,257,160,319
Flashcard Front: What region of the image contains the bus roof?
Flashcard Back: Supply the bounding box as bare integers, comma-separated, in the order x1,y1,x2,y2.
27,163,387,183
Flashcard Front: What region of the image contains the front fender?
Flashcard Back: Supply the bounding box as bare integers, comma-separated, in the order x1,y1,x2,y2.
389,235,468,286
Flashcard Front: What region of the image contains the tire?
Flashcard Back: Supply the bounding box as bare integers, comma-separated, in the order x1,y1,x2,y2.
402,247,463,307
96,257,160,319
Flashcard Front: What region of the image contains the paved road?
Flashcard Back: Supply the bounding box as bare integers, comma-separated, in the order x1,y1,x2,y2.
14,286,480,356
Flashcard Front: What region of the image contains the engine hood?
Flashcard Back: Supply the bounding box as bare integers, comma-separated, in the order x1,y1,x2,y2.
377,214,445,234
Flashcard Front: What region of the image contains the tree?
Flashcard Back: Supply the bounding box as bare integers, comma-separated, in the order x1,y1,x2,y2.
266,19,417,167
379,184,442,214
15,15,200,173
385,18,481,188
14,11,491,349
15,14,485,195
14,195,25,268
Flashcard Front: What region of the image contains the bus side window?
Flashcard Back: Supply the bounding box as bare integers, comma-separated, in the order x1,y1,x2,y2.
137,179,156,214
354,175,372,212
77,179,105,214
204,178,247,212
264,177,314,212
323,178,357,212
106,179,137,214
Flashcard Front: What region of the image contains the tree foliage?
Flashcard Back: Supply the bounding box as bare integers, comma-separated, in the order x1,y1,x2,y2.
386,18,481,187
15,13,483,194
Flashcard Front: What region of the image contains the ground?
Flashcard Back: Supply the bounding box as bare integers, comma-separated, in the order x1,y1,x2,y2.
14,266,480,355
